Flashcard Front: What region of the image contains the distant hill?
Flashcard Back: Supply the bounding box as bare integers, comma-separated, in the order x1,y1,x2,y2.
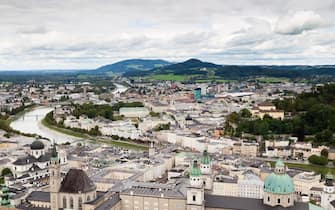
96,59,171,73
123,58,335,81
124,58,221,76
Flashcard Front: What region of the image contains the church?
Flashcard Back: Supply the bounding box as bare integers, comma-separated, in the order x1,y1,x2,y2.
11,139,67,184
22,148,323,210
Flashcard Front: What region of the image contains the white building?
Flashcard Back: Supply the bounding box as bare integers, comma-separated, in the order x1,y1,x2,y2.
119,107,149,118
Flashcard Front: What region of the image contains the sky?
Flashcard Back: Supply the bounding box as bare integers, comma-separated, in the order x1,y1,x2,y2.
1,0,335,70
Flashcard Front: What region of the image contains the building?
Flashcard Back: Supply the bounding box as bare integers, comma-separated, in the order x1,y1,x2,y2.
294,172,321,196
263,160,295,207
21,151,322,210
22,145,119,210
251,102,284,119
11,139,67,184
321,173,335,210
194,88,202,101
119,107,149,118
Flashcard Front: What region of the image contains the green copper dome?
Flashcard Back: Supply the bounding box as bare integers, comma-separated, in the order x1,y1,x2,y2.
201,150,211,165
189,160,201,177
264,160,294,194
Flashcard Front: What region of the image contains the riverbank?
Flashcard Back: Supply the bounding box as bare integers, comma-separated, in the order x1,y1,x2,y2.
41,111,148,150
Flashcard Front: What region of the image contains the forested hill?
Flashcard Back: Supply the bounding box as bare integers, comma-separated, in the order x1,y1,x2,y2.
96,59,171,73
123,59,335,81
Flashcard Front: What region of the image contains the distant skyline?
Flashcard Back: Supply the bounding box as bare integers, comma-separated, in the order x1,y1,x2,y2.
1,0,335,70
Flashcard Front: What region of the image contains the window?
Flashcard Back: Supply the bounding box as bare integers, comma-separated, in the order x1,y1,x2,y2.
278,198,280,204
193,195,196,201
288,198,290,203
63,197,66,208
70,197,74,209
87,195,91,201
267,197,270,202
79,197,83,210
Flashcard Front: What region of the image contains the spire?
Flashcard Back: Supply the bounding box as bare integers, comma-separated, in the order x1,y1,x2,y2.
201,150,211,165
51,143,58,158
190,160,201,177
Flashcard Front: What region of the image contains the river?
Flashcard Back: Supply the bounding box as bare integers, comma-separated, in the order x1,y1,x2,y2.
10,107,81,144
10,83,128,144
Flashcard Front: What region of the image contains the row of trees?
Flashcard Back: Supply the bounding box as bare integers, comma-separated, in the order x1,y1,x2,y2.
225,84,335,146
72,102,144,120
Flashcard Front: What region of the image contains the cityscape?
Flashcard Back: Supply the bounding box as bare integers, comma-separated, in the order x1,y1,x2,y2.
1,1,335,210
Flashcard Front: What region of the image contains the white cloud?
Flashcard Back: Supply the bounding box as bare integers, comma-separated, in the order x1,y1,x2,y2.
0,0,335,69
274,10,330,35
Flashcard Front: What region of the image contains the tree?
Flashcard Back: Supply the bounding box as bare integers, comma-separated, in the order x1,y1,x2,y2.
321,149,329,158
239,109,252,118
1,168,12,177
308,155,328,166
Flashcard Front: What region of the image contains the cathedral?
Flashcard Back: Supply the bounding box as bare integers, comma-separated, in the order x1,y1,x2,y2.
22,149,323,210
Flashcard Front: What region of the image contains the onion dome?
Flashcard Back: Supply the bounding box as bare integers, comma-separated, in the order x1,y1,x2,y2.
264,160,294,194
189,160,201,177
201,150,211,165
30,139,44,150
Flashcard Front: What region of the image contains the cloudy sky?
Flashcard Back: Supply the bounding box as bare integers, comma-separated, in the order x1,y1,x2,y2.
1,0,335,70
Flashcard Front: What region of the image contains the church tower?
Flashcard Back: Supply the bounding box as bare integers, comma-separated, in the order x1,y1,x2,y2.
321,172,335,209
200,150,212,190
187,160,204,210
50,144,61,210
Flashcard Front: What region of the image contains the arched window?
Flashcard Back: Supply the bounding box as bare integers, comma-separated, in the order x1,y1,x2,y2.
63,196,66,208
70,197,74,209
79,197,83,210
267,197,270,202
87,195,91,201
288,198,290,203
192,195,196,201
278,198,280,204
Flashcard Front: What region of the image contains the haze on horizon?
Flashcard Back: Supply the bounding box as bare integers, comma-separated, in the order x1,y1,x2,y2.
1,0,335,70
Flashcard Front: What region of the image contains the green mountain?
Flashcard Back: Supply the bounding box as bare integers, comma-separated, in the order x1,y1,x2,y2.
96,59,171,73
123,58,335,82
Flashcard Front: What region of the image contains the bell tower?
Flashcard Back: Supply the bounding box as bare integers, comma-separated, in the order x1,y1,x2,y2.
187,160,204,210
50,144,61,210
200,150,212,190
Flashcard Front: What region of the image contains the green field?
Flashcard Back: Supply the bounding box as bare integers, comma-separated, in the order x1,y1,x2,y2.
195,79,234,83
256,77,290,83
147,74,192,81
269,161,334,177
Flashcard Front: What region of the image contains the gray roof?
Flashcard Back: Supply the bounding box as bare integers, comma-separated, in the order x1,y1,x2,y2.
205,194,309,210
13,153,51,165
95,193,120,210
26,191,50,203
121,182,185,199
